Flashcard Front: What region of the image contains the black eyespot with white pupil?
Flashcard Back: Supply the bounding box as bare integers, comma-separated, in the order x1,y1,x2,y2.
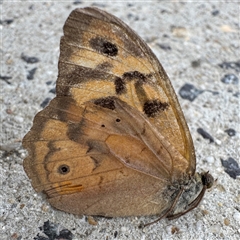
58,164,70,175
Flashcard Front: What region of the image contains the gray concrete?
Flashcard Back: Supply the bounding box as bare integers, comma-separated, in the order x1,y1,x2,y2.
1,1,239,239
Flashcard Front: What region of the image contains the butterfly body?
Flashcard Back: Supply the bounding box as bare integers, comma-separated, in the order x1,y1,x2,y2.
23,7,213,222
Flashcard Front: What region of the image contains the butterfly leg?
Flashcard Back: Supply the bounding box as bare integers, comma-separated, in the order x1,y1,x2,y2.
141,187,185,228
167,185,207,220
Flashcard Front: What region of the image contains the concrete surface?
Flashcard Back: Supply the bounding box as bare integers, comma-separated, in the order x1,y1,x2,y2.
1,1,239,239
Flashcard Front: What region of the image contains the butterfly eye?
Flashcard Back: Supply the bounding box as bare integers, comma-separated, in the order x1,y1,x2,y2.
58,165,70,175
201,172,214,189
116,118,121,122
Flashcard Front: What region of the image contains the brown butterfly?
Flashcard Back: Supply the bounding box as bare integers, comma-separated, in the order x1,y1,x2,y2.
22,7,214,227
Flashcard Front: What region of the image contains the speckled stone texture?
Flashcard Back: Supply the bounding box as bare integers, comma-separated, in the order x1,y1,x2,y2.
1,1,239,239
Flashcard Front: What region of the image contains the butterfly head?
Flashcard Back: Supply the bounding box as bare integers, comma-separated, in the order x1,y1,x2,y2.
201,171,214,189
166,171,214,221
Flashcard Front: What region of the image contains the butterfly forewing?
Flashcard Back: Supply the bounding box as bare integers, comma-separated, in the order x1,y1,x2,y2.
57,7,195,174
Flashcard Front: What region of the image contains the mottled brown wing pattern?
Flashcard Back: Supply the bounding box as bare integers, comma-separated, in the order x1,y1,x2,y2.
22,7,199,217
23,96,177,216
57,7,195,174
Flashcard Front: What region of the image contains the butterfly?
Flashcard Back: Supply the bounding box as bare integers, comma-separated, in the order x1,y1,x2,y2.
22,7,213,226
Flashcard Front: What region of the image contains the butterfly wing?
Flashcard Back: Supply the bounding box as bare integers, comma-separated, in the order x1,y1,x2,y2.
57,7,195,175
23,7,196,216
23,96,178,216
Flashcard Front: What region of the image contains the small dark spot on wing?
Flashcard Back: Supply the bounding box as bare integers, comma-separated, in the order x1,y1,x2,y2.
143,100,169,117
94,96,116,110
89,37,118,57
123,71,147,83
114,77,126,94
115,71,153,95
58,164,70,175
